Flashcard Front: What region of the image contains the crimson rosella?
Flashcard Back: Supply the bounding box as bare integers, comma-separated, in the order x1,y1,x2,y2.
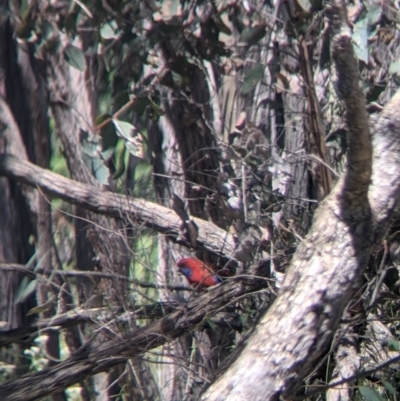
177,257,222,288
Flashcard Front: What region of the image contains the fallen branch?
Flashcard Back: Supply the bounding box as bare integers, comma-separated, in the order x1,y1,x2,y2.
0,303,176,347
0,259,272,401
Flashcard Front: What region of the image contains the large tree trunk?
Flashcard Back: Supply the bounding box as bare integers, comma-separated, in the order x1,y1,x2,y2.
2,1,400,400
201,2,398,399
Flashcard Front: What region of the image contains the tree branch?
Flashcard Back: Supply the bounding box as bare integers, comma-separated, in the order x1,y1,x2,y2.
0,303,178,347
0,155,237,260
0,259,272,401
0,263,193,291
327,0,371,192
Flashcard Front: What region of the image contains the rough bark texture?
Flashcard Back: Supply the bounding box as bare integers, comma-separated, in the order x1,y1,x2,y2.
200,2,398,400
3,1,400,400
326,324,360,401
0,15,40,384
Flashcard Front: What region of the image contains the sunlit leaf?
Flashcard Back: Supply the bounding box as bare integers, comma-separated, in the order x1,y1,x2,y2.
296,0,312,13
100,20,118,40
352,17,368,63
112,119,135,140
126,138,145,159
156,0,181,20
389,60,400,75
64,44,87,71
367,5,381,26
15,278,38,304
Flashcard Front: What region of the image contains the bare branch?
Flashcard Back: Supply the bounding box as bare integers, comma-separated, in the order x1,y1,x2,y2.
0,259,273,401
0,303,177,347
200,3,400,400
0,263,193,292
0,155,237,260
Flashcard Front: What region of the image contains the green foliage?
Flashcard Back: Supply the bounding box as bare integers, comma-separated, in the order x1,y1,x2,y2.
389,60,400,76
359,386,386,401
63,44,87,71
129,233,159,303
387,339,400,351
100,20,118,40
382,381,398,396
352,4,382,64
242,64,265,94
353,17,369,63
80,131,110,185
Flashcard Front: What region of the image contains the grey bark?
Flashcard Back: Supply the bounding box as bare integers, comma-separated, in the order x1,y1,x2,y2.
326,323,360,401
0,15,44,385
16,37,68,401
201,2,399,400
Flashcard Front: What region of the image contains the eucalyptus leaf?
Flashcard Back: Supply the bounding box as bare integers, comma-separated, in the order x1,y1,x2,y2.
296,0,312,13
126,140,144,158
359,386,386,401
113,139,126,179
100,21,118,40
112,119,135,140
64,44,87,71
26,297,55,316
367,5,382,26
242,64,264,94
240,26,266,45
148,98,165,116
92,156,110,185
352,17,368,63
389,60,400,75
387,338,400,351
15,278,38,304
206,318,217,331
98,116,118,151
382,381,397,395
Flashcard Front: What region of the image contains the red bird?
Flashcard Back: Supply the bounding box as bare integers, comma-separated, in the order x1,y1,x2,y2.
177,258,222,288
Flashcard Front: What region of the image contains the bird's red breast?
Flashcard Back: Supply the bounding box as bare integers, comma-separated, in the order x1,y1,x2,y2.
177,257,222,287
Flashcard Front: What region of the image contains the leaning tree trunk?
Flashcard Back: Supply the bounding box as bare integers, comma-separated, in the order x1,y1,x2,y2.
201,2,400,399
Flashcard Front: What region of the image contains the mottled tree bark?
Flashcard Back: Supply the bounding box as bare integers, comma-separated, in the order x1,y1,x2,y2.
201,2,400,400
